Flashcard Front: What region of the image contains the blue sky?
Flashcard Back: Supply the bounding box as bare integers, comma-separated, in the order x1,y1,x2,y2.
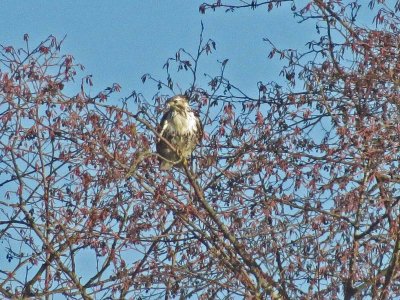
0,1,315,100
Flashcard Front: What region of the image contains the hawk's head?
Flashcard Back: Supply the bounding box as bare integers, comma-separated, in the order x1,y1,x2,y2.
166,95,190,111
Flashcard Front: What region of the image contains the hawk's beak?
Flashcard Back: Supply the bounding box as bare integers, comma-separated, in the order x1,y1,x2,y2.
166,98,176,108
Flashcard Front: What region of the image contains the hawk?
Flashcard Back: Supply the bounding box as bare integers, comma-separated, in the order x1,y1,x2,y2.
156,95,203,170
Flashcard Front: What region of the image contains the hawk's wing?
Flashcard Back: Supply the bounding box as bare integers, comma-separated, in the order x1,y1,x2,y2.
156,110,176,170
157,110,171,141
194,111,203,144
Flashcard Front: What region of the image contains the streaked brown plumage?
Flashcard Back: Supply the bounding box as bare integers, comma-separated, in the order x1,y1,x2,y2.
156,95,203,170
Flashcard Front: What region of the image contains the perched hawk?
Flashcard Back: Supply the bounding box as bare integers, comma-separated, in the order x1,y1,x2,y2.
156,95,203,170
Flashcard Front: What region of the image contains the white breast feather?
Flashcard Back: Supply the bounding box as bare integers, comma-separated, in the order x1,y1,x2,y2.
169,111,197,134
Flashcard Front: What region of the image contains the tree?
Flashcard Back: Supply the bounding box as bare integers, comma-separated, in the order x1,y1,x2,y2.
1,0,400,299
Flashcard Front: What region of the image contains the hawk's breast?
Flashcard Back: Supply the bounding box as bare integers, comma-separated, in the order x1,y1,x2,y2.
168,110,198,135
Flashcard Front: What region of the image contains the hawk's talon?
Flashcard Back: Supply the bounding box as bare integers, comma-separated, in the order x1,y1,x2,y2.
176,149,183,158
182,157,188,168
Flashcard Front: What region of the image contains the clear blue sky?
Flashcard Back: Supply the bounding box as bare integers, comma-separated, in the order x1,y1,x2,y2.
0,1,315,99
